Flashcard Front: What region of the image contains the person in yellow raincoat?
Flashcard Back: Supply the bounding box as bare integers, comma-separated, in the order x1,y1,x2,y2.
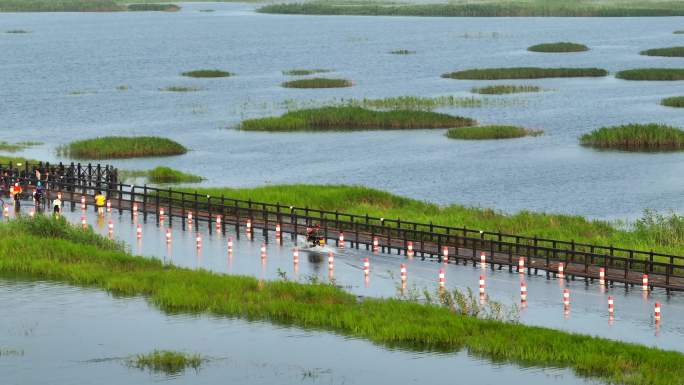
94,191,106,216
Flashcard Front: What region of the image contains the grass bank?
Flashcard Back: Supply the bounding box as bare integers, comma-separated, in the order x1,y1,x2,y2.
443,67,607,80
282,78,353,88
616,68,684,81
527,42,589,53
239,106,475,131
257,0,684,17
120,167,203,184
470,85,542,94
184,184,684,255
128,350,205,374
579,123,684,151
127,3,179,12
662,96,684,108
58,136,187,159
278,95,526,111
447,125,542,140
640,47,684,57
1,216,684,385
0,141,41,152
282,69,331,76
181,69,233,78
0,0,123,12
0,155,38,166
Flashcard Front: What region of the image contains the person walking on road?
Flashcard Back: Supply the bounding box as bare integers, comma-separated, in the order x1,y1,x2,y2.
94,191,106,216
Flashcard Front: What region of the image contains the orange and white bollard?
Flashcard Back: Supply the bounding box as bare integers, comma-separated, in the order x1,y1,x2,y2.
520,281,528,304
227,237,234,254
196,233,202,249
187,211,193,224
599,267,606,285
246,219,252,232
407,241,414,257
133,203,138,214
442,246,449,264
81,216,87,228
372,237,379,253
166,228,172,243
480,252,486,268
558,262,565,279
275,223,281,237
80,196,86,209
518,256,525,274
363,257,370,277
438,268,445,289
136,224,142,239
159,208,165,218
216,215,222,229
328,251,334,270
563,289,570,308
260,243,267,258
642,274,649,291
106,200,111,212
608,296,614,316
400,263,407,283
655,302,661,322
293,247,299,265
479,275,485,294
338,232,345,248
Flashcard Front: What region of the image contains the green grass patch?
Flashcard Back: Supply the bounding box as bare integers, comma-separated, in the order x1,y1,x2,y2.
120,167,203,184
239,106,475,131
443,67,608,80
579,123,684,151
0,141,41,152
389,49,415,54
58,136,187,159
616,68,684,81
470,85,543,94
662,96,684,108
0,155,37,166
5,29,29,33
345,95,520,110
0,0,124,12
640,46,684,57
116,85,129,91
447,125,543,140
282,78,353,88
282,69,331,76
127,3,179,12
258,0,684,17
181,69,233,78
127,350,206,374
2,216,684,385
161,86,201,92
527,42,589,52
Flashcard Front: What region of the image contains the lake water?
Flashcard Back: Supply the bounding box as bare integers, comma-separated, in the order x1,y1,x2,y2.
2,2,684,221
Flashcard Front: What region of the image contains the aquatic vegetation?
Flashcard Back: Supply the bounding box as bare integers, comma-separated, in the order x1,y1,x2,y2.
443,67,608,80
4,29,30,34
127,3,180,12
58,136,187,159
616,68,684,81
527,42,589,52
675,30,684,34
470,85,543,94
580,123,684,151
185,184,684,255
0,141,41,152
181,69,233,78
640,47,684,57
257,0,684,17
0,155,37,165
389,49,415,54
116,85,129,91
127,350,205,374
662,96,684,107
239,106,475,131
282,69,331,76
0,0,124,12
2,218,684,385
120,167,203,184
446,125,543,140
281,78,353,88
198,9,215,12
0,348,24,357
346,95,522,110
161,86,201,92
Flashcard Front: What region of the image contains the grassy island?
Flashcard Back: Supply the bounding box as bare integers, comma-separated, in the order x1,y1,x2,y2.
640,47,684,57
1,216,684,385
662,96,684,108
470,85,542,94
282,69,331,76
239,106,475,131
0,0,180,12
579,123,684,151
128,350,205,374
282,78,353,88
5,29,29,33
447,125,542,140
161,86,201,92
127,3,179,12
120,166,203,184
181,69,233,78
443,67,607,80
389,49,415,54
58,136,187,159
616,68,684,81
527,42,589,53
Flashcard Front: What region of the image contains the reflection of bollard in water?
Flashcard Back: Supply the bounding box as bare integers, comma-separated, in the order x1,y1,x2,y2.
166,228,172,243
106,200,111,213
363,257,370,277
520,281,527,305
293,247,299,265
328,251,334,270
400,263,407,283
80,196,86,210
81,216,87,228
608,296,614,316
228,237,233,254
196,233,202,249
479,275,485,294
260,243,267,258
655,302,661,322
136,224,142,239
438,268,445,289
563,289,570,309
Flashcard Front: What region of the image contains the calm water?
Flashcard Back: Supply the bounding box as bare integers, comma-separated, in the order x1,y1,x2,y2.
1,3,684,220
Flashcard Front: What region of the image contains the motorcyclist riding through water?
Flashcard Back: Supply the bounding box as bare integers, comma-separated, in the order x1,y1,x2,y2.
305,223,325,247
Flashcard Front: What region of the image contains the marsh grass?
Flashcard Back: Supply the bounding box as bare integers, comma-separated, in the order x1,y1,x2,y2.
0,141,41,152
239,106,475,131
675,30,684,34
0,155,37,165
116,85,129,91
120,167,203,184
161,86,202,92
0,348,24,357
579,123,684,151
616,68,684,81
2,217,684,385
128,350,205,374
527,42,589,52
58,136,187,159
181,69,233,78
662,96,684,107
345,95,521,109
5,29,29,33
389,49,415,54
127,3,180,12
640,46,684,57
443,67,607,80
0,0,124,12
281,78,353,88
282,69,331,76
470,85,543,94
446,125,543,140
